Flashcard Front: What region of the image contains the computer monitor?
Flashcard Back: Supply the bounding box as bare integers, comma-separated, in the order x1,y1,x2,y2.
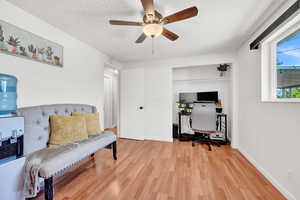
197,91,218,103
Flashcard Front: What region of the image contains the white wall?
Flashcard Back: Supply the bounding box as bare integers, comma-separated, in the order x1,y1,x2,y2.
172,65,232,138
124,53,237,143
0,1,121,123
237,0,299,199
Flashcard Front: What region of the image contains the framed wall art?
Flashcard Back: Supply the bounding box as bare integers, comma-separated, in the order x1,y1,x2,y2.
0,19,63,67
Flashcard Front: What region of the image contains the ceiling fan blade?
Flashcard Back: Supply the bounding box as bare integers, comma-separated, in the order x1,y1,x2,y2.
162,28,179,41
141,0,155,16
136,33,147,43
109,20,143,26
155,10,163,19
162,6,198,25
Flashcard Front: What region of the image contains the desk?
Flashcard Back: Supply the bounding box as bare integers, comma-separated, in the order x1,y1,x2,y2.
178,112,228,144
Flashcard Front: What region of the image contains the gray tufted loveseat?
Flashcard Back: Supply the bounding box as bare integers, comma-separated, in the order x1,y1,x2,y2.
17,104,117,200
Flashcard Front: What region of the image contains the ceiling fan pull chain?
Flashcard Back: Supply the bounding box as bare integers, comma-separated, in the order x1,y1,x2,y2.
152,38,154,55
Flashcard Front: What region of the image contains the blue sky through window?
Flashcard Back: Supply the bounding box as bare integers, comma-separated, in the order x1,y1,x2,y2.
277,30,300,67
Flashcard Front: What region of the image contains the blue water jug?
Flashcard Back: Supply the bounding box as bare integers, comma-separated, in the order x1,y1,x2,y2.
0,74,17,115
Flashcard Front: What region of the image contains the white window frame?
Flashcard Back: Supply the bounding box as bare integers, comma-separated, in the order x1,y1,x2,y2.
261,13,300,102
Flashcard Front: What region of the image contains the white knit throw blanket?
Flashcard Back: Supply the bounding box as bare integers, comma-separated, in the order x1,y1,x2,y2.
24,143,78,198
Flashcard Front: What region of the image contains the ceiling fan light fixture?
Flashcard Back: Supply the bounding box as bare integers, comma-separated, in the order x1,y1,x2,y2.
109,2,198,44
143,23,163,38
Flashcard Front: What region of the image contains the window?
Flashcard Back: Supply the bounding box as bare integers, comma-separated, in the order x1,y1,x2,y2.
261,14,300,102
276,29,300,99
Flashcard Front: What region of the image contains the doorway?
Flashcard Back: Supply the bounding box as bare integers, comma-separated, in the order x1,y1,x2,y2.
172,64,232,142
104,66,119,134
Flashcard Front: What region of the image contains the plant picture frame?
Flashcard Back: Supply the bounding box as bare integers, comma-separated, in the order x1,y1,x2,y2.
0,19,63,67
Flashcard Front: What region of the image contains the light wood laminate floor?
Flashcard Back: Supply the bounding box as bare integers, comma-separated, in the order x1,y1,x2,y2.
34,139,286,200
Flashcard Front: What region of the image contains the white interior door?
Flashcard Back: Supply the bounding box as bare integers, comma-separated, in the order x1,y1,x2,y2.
120,68,145,140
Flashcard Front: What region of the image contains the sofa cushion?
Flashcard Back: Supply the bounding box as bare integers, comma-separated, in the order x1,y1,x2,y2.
48,115,89,147
38,131,116,178
72,112,102,136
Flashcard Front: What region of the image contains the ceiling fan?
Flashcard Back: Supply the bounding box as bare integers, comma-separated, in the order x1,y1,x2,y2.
109,0,198,43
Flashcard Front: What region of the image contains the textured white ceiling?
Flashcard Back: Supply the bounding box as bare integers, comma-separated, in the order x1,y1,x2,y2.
8,0,284,62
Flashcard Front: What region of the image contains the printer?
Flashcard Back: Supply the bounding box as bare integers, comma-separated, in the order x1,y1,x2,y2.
0,116,24,160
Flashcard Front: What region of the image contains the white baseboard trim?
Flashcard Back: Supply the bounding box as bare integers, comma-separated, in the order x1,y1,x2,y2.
144,137,173,143
239,148,296,200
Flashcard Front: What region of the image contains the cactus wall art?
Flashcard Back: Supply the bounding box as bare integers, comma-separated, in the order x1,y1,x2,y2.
0,19,63,67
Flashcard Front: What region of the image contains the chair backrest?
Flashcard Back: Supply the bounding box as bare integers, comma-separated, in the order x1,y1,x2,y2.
17,104,97,155
191,102,216,132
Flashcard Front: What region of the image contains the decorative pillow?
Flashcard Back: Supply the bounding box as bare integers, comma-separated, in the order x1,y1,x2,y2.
72,112,102,136
48,115,88,147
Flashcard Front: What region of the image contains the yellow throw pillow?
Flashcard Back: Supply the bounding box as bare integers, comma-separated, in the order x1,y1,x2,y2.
72,112,102,136
48,115,88,147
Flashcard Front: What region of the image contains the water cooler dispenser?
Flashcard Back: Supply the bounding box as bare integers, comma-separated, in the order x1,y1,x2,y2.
0,74,25,200
0,74,24,161
0,73,17,115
